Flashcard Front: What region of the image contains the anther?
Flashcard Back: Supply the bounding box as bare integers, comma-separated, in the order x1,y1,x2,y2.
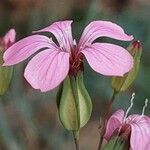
142,98,149,116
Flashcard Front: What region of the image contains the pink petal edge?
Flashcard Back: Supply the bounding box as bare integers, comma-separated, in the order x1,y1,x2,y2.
33,20,74,52
81,43,133,76
24,49,70,92
79,21,133,48
104,109,125,140
3,35,56,66
126,115,150,150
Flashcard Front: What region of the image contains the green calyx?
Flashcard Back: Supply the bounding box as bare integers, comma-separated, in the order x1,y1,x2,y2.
0,50,13,96
112,41,142,92
57,72,92,131
102,137,130,150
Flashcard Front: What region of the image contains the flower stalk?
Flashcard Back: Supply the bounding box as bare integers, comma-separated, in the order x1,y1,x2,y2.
73,131,80,150
97,90,118,150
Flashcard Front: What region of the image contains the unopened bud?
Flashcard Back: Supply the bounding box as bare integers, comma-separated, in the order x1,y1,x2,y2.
112,41,142,92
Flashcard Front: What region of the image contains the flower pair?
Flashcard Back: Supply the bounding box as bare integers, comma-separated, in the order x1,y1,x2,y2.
3,20,133,92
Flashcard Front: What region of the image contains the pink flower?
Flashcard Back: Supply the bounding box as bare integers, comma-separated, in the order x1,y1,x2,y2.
0,29,16,50
3,21,133,92
104,109,150,150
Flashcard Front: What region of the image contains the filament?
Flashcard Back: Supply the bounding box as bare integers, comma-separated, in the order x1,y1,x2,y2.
124,93,135,121
73,39,77,46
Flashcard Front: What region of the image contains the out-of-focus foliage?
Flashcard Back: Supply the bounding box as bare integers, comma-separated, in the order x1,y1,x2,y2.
0,0,149,149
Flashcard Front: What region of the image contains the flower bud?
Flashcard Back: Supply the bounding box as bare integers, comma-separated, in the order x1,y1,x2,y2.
112,41,142,92
57,72,92,131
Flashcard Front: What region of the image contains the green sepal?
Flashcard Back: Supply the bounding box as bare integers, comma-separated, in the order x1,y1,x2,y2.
56,83,63,108
76,72,92,128
102,137,130,150
112,41,142,92
57,72,92,131
0,50,13,96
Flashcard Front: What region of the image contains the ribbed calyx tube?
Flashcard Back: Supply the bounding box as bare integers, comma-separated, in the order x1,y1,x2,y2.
57,72,92,132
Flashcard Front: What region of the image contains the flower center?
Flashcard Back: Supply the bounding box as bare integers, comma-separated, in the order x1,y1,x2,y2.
69,49,84,76
119,124,131,140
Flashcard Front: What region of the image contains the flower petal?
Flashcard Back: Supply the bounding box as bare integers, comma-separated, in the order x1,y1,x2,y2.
24,49,69,92
79,21,133,48
33,20,74,52
104,109,125,140
3,35,55,66
126,115,150,150
3,29,16,47
81,43,133,76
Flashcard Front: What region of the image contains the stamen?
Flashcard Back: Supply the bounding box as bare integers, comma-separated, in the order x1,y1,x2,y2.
124,93,135,121
142,98,149,116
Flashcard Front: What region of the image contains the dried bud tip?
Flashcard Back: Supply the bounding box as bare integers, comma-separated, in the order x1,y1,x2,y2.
132,40,142,50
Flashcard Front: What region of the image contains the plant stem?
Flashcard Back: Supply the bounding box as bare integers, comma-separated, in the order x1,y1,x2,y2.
107,90,118,119
73,131,80,150
97,90,118,150
97,132,104,150
74,137,79,150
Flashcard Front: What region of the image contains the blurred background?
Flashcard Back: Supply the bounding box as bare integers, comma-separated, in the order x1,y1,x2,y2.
0,0,150,149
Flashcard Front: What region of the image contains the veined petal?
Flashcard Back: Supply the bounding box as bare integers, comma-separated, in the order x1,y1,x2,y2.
3,29,16,46
81,43,133,76
79,21,133,48
126,115,150,150
3,35,55,66
33,21,74,52
24,49,69,92
104,109,124,140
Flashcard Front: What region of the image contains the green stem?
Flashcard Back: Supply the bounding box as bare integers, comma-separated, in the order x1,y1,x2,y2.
97,90,118,150
97,131,104,150
73,131,80,150
107,90,118,119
